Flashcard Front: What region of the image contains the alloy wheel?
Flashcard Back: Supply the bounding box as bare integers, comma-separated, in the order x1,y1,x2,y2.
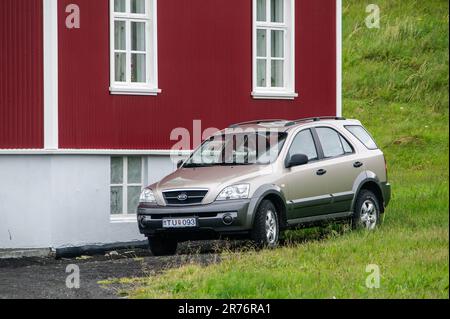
360,199,378,230
265,210,278,244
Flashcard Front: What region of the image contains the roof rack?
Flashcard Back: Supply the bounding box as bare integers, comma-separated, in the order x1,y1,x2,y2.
228,116,346,129
228,119,295,128
293,116,346,123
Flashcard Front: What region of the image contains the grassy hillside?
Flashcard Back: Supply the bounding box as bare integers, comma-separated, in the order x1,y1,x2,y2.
124,0,449,298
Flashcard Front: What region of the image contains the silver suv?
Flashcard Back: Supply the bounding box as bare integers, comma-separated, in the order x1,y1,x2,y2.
138,117,391,256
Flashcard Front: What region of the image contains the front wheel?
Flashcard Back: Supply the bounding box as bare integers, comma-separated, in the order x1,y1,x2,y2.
251,200,280,248
148,236,178,256
352,190,381,230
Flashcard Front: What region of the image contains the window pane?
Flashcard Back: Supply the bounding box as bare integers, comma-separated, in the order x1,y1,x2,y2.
127,157,142,183
341,136,354,154
111,186,123,215
131,22,146,51
289,130,318,161
257,0,266,21
346,126,378,150
257,29,267,57
271,60,284,87
131,54,146,83
115,53,126,82
114,21,126,50
271,0,284,22
131,0,145,13
257,59,267,87
127,186,141,214
316,128,345,158
271,30,284,58
114,0,126,13
131,0,145,14
111,157,123,184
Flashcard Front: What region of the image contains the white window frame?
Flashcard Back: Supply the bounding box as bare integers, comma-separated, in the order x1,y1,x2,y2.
110,156,144,219
252,0,297,100
109,0,161,96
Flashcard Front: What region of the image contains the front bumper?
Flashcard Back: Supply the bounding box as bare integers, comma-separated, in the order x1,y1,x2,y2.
137,199,252,237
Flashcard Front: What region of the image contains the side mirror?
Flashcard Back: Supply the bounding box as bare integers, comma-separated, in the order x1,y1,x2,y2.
177,160,184,169
286,154,309,168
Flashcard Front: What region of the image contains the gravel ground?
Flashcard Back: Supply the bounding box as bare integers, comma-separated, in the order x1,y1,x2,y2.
0,242,233,299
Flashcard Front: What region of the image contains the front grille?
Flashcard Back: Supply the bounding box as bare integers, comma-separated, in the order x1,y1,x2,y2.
163,189,208,205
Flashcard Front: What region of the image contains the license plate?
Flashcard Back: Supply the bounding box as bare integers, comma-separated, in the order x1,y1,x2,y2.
162,217,197,228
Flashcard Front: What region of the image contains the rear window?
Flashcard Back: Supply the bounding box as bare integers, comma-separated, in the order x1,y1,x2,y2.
345,125,378,150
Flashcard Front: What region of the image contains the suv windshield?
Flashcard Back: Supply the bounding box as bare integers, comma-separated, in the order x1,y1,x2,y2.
184,131,287,168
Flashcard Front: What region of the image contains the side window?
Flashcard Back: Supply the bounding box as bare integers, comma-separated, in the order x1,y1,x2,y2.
345,125,378,150
110,0,160,95
316,127,345,158
288,129,318,161
252,0,297,99
110,156,143,216
340,135,354,154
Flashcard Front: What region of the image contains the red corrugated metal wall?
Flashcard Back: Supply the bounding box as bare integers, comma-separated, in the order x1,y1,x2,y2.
0,0,44,149
58,0,336,150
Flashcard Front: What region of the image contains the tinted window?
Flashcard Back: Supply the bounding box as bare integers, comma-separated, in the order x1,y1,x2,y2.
316,127,345,158
346,125,378,150
288,129,318,161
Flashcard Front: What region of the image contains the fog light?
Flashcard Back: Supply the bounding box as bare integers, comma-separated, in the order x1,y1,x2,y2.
222,214,233,225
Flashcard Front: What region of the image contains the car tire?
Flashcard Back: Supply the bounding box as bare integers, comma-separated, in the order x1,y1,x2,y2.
251,200,280,248
352,189,381,230
148,236,178,256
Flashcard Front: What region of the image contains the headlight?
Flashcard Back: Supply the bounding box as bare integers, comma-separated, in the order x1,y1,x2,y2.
139,189,156,204
216,184,250,201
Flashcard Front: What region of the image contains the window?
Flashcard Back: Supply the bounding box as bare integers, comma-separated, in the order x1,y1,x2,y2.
316,127,350,158
288,129,318,161
110,0,160,95
346,125,378,150
185,132,287,167
252,0,297,100
340,135,354,154
110,156,144,216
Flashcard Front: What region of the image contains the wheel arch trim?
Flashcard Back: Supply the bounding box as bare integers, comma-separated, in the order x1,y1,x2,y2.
351,172,386,213
247,185,288,229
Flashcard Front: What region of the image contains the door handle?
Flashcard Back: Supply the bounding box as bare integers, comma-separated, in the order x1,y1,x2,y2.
353,161,364,168
316,169,327,176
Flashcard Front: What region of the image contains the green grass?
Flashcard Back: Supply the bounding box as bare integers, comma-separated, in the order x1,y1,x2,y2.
124,0,449,299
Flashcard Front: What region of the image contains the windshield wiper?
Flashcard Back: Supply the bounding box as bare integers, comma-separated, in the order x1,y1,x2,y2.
183,163,215,168
217,162,254,166
184,162,254,168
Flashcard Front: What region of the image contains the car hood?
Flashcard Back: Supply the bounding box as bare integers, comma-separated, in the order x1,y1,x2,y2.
151,164,274,205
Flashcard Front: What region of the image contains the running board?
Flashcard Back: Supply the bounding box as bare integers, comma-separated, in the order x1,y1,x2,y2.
287,211,353,226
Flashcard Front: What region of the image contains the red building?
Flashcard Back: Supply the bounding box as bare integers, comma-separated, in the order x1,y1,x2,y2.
0,0,342,252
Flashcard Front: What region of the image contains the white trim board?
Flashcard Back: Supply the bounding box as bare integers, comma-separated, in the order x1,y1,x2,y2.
336,0,343,117
0,149,192,156
43,0,59,150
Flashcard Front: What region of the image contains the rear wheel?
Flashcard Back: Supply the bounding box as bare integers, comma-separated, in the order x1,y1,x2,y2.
251,200,280,248
148,236,178,256
352,190,381,230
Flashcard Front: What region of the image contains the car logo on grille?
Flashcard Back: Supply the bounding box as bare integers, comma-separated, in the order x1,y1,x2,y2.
177,193,188,201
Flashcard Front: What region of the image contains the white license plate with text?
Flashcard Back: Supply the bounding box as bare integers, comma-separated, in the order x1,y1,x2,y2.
162,218,197,228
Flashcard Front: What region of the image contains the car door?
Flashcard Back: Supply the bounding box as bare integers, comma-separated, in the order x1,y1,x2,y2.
280,129,332,220
313,126,364,214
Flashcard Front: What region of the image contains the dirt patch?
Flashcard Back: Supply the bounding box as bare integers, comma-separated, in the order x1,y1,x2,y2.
0,242,230,299
392,135,424,146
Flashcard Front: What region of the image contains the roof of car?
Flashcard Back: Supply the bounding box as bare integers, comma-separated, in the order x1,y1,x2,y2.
226,117,361,133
